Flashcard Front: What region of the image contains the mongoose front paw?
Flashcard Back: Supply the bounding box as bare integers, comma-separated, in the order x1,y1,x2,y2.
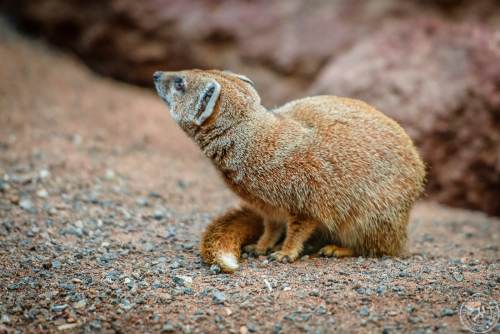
269,251,299,263
318,245,353,258
243,244,270,256
243,244,256,255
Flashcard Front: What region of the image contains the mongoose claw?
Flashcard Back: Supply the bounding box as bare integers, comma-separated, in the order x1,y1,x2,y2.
244,244,270,256
318,245,353,258
243,244,259,257
269,251,297,263
243,244,257,256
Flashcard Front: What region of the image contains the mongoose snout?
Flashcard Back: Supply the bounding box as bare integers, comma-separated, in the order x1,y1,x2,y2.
153,71,162,82
153,69,426,272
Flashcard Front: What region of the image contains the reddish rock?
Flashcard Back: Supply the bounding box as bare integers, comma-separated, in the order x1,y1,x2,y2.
311,20,500,215
0,0,406,105
4,0,499,105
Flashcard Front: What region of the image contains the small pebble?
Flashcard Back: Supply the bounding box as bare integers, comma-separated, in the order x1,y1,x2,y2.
51,260,61,269
212,290,226,304
173,275,193,288
105,169,115,180
210,264,221,275
19,198,33,211
441,308,455,317
247,322,257,332
164,227,176,239
1,314,11,324
37,188,48,198
264,279,272,292
57,323,80,331
73,299,86,309
119,299,133,310
51,304,68,312
162,321,175,332
154,210,166,220
136,196,149,206
408,316,421,324
39,169,50,179
452,272,464,282
359,306,370,317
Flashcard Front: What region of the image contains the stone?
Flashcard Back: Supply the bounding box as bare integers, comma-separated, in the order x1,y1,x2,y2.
119,299,133,310
212,290,226,304
440,308,455,317
39,169,50,179
172,275,193,288
209,264,221,275
73,299,86,309
19,198,33,211
37,188,48,198
309,289,320,297
359,306,370,317
162,321,175,332
51,304,68,312
51,260,61,269
105,169,115,180
452,272,464,282
0,314,11,324
153,209,166,220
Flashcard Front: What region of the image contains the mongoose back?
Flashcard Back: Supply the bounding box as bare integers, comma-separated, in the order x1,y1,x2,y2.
153,69,426,272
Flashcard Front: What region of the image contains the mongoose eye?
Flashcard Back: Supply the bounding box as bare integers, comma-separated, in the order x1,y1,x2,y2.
173,77,185,92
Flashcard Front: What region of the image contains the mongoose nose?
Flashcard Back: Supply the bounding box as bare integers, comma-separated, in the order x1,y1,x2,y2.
153,71,163,82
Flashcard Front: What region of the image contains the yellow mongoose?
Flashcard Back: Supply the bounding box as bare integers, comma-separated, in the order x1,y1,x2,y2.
153,69,425,272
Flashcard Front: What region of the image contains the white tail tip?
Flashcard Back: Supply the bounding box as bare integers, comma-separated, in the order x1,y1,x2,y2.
217,252,239,272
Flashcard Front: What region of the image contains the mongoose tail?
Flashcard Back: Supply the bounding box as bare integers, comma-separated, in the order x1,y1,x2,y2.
200,207,263,272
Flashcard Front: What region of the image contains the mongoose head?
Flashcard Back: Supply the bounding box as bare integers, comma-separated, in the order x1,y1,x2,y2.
153,69,261,135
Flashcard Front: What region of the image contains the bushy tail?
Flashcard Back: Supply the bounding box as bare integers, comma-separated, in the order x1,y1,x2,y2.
200,206,263,272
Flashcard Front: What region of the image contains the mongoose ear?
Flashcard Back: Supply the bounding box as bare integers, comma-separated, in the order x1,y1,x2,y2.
223,70,255,87
194,80,221,126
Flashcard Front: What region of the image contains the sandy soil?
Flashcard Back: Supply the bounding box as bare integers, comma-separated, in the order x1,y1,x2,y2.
0,20,498,333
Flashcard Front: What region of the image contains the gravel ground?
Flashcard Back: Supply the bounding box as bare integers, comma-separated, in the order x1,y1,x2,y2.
0,20,499,334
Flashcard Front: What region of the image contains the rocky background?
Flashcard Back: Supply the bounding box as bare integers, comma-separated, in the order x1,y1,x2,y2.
0,2,499,333
2,0,500,216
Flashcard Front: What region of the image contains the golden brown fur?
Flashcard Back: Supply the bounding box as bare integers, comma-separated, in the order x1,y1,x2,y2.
153,69,426,272
200,207,263,272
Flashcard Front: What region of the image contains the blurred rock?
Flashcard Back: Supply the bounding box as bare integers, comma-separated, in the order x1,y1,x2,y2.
4,0,499,106
311,20,500,215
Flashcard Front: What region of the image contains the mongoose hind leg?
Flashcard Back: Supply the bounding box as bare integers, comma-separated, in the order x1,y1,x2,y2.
270,218,318,263
318,244,354,258
244,219,285,256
